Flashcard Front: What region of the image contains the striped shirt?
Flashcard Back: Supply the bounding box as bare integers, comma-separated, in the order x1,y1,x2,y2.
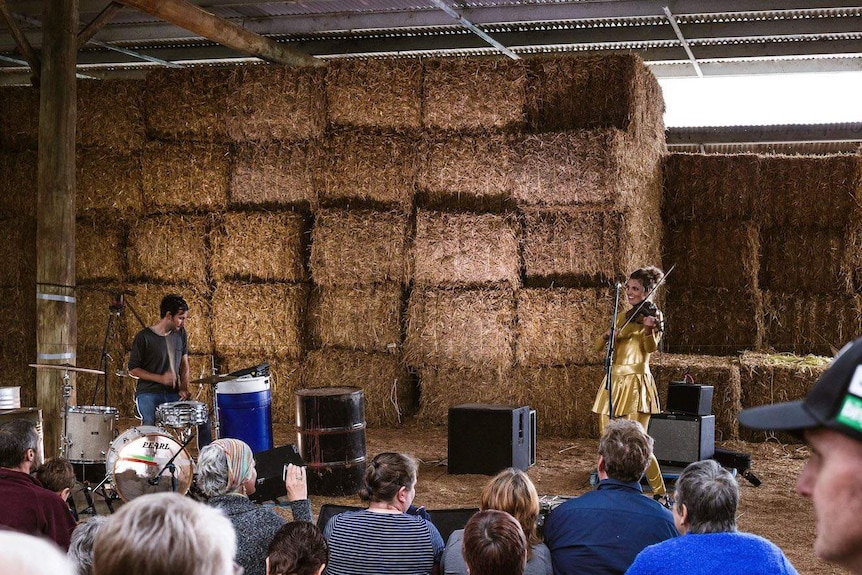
324,509,444,575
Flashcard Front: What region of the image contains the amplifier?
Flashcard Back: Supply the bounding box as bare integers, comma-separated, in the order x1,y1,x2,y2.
448,404,536,475
666,383,714,416
648,413,715,468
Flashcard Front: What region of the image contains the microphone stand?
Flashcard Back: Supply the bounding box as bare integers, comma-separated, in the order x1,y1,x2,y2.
148,433,195,492
604,283,623,419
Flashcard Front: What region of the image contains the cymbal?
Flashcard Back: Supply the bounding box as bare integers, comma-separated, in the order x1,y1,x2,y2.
190,374,237,385
28,363,105,375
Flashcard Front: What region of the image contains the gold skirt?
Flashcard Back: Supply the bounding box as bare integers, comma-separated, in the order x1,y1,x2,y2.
591,366,661,417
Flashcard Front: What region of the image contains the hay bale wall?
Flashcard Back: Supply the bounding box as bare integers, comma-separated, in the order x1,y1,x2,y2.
514,365,604,438
0,151,37,217
77,80,145,151
76,219,125,283
77,149,142,215
664,288,763,355
763,292,861,356
0,216,35,288
0,87,39,151
0,286,36,405
665,221,759,291
415,366,514,425
308,284,403,353
141,142,230,213
230,143,317,209
760,227,852,294
127,214,209,284
327,60,422,130
211,211,307,282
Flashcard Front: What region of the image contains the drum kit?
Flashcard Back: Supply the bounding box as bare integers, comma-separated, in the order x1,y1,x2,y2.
27,362,233,511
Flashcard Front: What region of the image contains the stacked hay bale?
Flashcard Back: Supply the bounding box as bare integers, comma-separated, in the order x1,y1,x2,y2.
0,87,39,404
408,55,666,437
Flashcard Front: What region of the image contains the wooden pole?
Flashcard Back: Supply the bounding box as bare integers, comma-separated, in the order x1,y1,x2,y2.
36,0,78,458
117,0,323,67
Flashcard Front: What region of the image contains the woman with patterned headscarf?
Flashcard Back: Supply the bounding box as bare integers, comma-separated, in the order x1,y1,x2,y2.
197,438,312,575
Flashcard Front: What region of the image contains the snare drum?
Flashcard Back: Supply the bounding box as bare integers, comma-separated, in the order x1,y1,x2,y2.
156,401,208,429
106,426,194,502
63,406,119,464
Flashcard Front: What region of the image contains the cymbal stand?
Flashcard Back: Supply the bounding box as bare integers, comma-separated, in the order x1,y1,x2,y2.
94,292,147,406
60,368,73,458
211,356,222,440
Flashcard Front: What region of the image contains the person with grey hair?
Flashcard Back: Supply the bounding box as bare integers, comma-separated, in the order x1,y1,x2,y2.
0,419,76,549
625,459,798,575
67,517,108,575
543,419,677,575
93,492,236,575
0,530,76,575
196,438,312,575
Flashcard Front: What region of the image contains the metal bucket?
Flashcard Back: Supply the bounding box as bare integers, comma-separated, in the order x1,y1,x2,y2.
0,387,21,410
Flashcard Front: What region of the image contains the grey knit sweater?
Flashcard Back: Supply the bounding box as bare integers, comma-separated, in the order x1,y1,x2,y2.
209,496,313,575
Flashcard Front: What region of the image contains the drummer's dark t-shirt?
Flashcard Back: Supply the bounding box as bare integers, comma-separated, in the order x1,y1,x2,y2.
128,327,187,396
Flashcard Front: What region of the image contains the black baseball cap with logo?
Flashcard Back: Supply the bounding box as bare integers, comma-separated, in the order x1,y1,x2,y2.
738,338,862,442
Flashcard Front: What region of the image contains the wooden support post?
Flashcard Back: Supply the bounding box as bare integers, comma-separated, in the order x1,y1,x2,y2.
36,0,78,458
117,0,323,67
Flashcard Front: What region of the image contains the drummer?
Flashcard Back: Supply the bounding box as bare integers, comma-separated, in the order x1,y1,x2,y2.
128,294,212,448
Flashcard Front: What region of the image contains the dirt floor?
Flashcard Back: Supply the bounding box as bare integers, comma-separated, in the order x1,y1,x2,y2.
74,420,842,575
278,423,844,575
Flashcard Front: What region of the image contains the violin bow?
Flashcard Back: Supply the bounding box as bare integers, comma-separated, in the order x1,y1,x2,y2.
617,263,676,333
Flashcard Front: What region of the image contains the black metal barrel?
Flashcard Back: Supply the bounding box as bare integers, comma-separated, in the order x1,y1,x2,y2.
295,386,366,496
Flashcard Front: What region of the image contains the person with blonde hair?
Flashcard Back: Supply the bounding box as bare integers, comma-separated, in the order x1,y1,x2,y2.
197,438,312,575
92,492,236,575
324,452,444,575
442,468,552,575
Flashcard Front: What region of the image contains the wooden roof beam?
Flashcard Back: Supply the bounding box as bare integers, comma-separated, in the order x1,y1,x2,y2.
78,1,124,49
116,0,323,67
0,0,40,85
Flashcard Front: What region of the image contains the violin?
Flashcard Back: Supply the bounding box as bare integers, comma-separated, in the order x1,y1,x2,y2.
625,300,664,331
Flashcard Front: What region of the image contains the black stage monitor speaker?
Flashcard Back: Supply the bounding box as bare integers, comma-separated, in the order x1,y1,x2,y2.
666,383,714,416
448,404,536,475
250,444,305,503
648,413,715,468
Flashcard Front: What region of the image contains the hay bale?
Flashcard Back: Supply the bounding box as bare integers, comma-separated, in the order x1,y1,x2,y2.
124,283,213,355
75,347,137,417
404,287,515,369
762,291,862,356
77,286,129,351
423,58,526,131
525,54,664,140
0,87,39,151
76,218,125,283
308,284,402,353
664,288,763,355
127,214,209,284
143,67,233,142
511,129,661,207
760,226,852,294
513,364,604,438
738,352,829,442
522,206,660,286
141,142,230,213
225,65,326,142
211,211,307,282
758,155,859,229
651,353,742,441
417,133,512,211
516,288,611,367
310,209,409,287
0,216,35,287
326,60,422,130
0,286,36,406
663,154,761,225
212,282,307,358
222,354,303,423
415,365,514,425
0,151,37,217
77,79,146,151
413,210,520,288
303,349,414,427
77,148,143,215
664,221,759,291
318,129,417,210
230,142,317,209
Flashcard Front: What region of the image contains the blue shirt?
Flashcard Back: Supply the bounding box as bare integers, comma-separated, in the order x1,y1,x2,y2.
543,478,679,575
625,531,798,575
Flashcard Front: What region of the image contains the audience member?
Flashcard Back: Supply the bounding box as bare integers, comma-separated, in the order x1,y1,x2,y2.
463,510,527,575
67,517,107,575
0,530,76,575
625,459,798,574
0,419,76,549
442,468,551,575
197,438,311,575
33,457,76,503
543,419,678,575
324,452,444,575
267,521,329,575
92,492,235,575
739,336,862,574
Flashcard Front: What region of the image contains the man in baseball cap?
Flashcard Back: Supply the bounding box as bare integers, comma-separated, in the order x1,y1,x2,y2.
738,337,862,574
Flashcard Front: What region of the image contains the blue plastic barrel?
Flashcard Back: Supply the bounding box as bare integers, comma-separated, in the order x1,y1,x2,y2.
216,376,273,454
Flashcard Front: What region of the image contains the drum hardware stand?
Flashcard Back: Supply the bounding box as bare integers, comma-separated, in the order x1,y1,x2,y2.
150,433,195,493
76,475,118,516
60,368,73,457
94,290,146,406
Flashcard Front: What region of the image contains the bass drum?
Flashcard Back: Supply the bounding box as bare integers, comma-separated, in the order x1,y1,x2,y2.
106,426,194,502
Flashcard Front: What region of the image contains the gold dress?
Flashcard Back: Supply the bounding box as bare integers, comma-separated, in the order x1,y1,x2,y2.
591,310,662,417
